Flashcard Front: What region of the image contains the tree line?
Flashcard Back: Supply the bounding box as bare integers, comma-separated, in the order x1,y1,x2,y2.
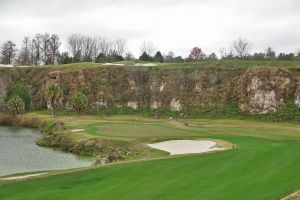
1,35,300,65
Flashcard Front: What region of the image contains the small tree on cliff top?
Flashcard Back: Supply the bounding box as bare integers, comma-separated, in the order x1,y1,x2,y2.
70,92,88,115
188,47,205,61
46,84,63,117
7,95,25,116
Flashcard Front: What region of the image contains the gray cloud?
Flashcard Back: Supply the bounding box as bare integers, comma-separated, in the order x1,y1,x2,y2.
0,0,299,56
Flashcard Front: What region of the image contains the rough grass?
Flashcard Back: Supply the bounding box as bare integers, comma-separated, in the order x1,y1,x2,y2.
3,60,300,72
1,115,300,199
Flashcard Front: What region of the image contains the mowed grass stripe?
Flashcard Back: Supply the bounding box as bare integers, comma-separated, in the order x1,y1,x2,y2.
1,133,300,200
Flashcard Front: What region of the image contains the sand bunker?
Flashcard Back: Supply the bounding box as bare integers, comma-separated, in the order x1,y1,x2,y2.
134,63,157,67
71,129,85,133
148,140,224,155
1,172,48,181
103,63,124,66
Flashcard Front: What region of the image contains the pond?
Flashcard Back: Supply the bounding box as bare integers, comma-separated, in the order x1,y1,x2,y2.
0,126,94,177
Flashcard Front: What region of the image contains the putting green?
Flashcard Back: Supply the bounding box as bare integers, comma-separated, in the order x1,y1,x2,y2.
85,122,202,140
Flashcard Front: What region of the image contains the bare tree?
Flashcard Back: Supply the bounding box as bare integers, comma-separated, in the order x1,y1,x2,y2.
32,34,43,65
125,52,134,60
67,34,84,57
232,37,251,59
97,37,111,56
219,47,228,59
19,37,31,65
49,34,61,65
140,41,156,56
41,33,51,64
82,36,97,61
1,40,17,64
113,38,127,56
265,47,276,60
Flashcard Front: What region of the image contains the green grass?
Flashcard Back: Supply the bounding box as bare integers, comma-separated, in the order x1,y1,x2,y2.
86,122,200,139
1,117,300,199
3,60,300,72
156,60,300,69
35,99,300,122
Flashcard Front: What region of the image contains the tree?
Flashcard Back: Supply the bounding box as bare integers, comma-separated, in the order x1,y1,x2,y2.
219,47,228,59
125,52,134,60
173,56,184,62
140,41,156,56
49,34,61,64
96,37,111,57
139,52,152,61
32,34,43,65
207,53,218,60
1,40,17,64
41,33,51,65
70,92,88,114
82,36,96,61
113,38,127,57
154,51,164,62
265,47,276,60
296,51,300,61
278,53,295,61
252,52,266,61
19,37,31,65
67,34,84,58
95,53,107,63
188,47,205,61
164,51,175,62
46,84,63,117
107,54,124,62
59,52,72,64
7,95,25,116
232,37,251,59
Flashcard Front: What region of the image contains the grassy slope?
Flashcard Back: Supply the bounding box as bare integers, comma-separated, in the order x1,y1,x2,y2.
3,60,300,72
1,116,300,199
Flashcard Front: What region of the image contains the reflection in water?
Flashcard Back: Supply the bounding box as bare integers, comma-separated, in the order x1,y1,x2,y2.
0,126,93,176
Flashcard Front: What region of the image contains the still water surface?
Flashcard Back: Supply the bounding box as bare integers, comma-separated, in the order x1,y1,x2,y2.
0,126,93,176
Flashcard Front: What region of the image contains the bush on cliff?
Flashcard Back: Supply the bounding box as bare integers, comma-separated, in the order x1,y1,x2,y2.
70,92,88,115
7,82,31,110
7,95,25,116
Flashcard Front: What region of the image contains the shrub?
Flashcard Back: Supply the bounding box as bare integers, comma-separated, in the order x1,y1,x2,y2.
70,92,88,114
7,95,25,116
7,82,31,110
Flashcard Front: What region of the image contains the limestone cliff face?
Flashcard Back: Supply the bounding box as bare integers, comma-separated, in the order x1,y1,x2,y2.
0,70,13,111
1,66,300,114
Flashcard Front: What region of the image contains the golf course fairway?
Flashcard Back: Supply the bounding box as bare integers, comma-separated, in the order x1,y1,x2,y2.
1,117,300,200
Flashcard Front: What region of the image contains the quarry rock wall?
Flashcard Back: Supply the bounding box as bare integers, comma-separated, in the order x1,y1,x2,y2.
1,66,300,114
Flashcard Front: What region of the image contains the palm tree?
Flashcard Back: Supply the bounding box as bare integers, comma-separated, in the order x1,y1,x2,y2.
46,84,63,117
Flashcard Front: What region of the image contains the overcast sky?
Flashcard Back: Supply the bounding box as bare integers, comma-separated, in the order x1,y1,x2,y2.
0,0,300,57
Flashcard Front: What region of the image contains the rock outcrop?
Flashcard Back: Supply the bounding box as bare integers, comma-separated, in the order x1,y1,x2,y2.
1,66,300,114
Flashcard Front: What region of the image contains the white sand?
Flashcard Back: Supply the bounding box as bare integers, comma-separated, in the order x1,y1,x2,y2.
71,129,85,132
1,173,48,180
0,64,32,68
103,63,124,66
134,63,157,67
0,64,13,67
148,140,224,155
